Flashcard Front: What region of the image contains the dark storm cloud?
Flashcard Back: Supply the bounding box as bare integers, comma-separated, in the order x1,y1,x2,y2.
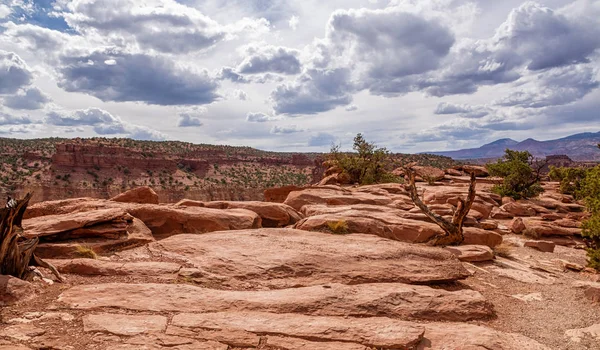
0,50,33,94
57,50,220,105
4,87,51,110
237,45,301,75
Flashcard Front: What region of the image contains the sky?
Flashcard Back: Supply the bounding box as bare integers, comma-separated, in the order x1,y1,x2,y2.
0,0,599,153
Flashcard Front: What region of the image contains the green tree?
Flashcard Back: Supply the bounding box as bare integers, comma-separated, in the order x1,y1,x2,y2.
582,144,600,269
329,133,399,185
486,149,545,199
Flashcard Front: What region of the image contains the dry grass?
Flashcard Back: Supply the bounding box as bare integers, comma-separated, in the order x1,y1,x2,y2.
326,220,349,234
74,245,98,259
494,243,515,259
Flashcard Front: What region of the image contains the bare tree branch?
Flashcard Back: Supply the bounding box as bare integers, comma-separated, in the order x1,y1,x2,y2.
406,169,477,246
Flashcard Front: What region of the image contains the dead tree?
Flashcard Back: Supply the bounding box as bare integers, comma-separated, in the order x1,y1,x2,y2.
406,169,477,246
0,193,63,282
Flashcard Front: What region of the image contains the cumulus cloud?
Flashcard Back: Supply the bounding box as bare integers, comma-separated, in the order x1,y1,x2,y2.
61,0,242,54
0,50,33,94
246,112,278,122
271,68,354,115
270,124,304,134
46,107,166,140
3,22,71,53
308,132,336,147
57,49,220,105
494,64,599,108
345,104,358,112
237,44,302,75
178,109,205,127
0,112,36,126
493,2,600,71
0,4,11,18
3,87,51,110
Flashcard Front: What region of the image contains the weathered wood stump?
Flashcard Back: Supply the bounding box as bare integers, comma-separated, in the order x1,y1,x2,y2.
0,194,63,282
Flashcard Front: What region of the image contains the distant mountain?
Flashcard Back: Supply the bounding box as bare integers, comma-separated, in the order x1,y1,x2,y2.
429,132,600,161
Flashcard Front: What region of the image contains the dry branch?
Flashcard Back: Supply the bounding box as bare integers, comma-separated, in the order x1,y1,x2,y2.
406,169,477,246
0,194,64,282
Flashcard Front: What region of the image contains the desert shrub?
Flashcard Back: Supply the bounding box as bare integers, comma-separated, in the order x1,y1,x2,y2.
487,149,544,199
581,164,600,269
328,133,400,185
326,220,349,234
548,166,587,198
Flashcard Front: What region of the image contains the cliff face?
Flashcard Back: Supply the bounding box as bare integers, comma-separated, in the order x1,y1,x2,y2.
1,140,325,203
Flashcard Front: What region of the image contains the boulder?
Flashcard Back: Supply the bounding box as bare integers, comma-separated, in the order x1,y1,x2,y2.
491,207,514,219
284,187,393,211
32,217,155,259
502,196,515,205
149,229,471,287
318,174,340,185
264,185,304,203
444,245,494,262
175,200,302,228
110,186,159,204
0,275,36,306
58,282,493,321
124,205,262,236
524,240,556,253
510,217,526,234
462,165,489,177
412,166,445,182
554,218,582,228
445,168,463,176
523,220,581,238
501,202,536,217
463,227,503,248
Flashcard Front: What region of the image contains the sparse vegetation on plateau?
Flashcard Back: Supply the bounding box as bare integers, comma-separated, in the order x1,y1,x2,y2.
326,220,349,234
74,245,98,259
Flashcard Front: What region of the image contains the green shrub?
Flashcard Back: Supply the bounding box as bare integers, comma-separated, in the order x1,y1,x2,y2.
487,149,544,199
329,133,400,185
548,166,587,198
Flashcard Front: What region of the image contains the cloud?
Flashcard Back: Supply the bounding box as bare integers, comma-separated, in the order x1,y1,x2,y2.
3,87,51,110
0,50,33,94
57,49,220,105
246,112,278,122
3,22,71,53
0,4,11,18
271,68,354,115
233,89,247,100
494,64,599,108
46,107,166,140
0,111,35,126
434,102,489,118
237,44,301,75
288,15,299,30
61,0,226,54
177,109,205,127
345,104,358,112
308,132,336,147
270,124,304,134
493,2,600,71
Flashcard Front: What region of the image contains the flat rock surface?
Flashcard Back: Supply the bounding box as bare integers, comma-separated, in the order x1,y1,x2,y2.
149,228,471,287
83,313,167,336
171,311,425,349
57,282,493,321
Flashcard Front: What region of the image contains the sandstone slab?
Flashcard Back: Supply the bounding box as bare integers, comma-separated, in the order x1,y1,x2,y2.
83,313,167,336
444,245,494,262
524,240,556,253
58,282,492,321
171,311,425,349
149,229,471,287
50,259,181,276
